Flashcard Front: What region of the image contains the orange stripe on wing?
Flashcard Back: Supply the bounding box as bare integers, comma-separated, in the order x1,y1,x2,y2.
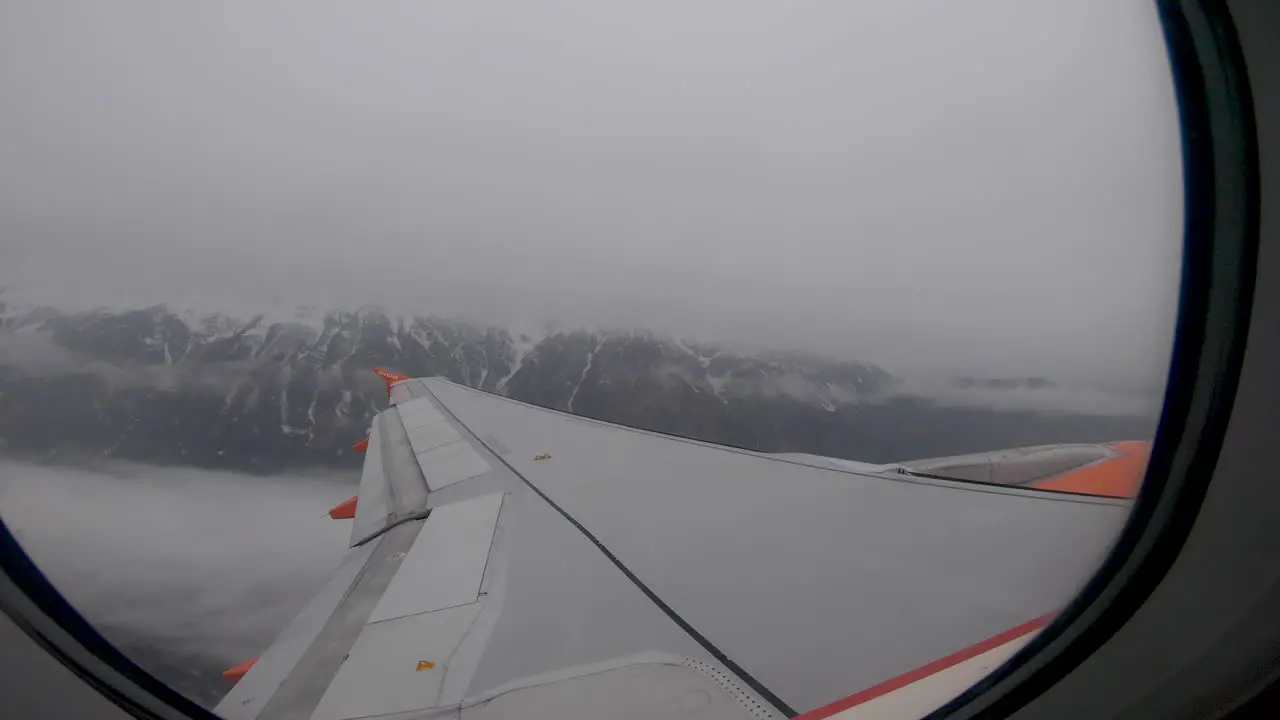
1032,441,1149,498
795,614,1054,720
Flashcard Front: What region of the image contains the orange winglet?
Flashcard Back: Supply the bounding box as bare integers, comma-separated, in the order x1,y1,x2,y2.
352,438,369,453
373,367,409,388
222,658,258,683
1032,441,1150,499
373,368,410,401
328,495,358,519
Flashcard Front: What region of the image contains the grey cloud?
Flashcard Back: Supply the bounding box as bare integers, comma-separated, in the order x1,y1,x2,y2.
0,460,353,669
882,374,1164,417
0,0,1183,388
0,327,257,394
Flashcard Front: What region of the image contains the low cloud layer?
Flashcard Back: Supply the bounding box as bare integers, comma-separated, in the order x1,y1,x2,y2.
884,374,1164,417
0,460,355,704
0,328,241,393
0,322,372,398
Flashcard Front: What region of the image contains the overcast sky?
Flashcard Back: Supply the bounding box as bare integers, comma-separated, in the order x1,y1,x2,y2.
0,1,1182,384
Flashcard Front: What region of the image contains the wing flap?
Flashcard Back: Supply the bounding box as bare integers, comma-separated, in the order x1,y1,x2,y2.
347,420,388,544
368,493,503,623
416,439,494,491
348,406,433,547
310,603,484,720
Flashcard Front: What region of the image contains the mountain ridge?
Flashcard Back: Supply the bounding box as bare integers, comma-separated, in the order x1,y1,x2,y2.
0,303,1157,472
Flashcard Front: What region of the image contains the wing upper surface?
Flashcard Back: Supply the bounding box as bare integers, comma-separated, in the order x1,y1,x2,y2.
421,378,1130,711
218,376,1131,720
218,378,785,720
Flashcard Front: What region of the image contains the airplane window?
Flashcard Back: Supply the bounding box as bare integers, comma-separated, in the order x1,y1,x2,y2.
0,1,1191,719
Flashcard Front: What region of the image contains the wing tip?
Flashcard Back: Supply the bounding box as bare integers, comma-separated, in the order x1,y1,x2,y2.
372,367,410,387
372,368,410,401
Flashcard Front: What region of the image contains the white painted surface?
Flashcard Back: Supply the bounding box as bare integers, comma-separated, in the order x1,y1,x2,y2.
418,439,493,491
402,411,449,434
406,420,463,454
828,632,1038,720
463,661,770,720
425,378,1125,709
349,420,389,547
389,382,415,406
309,603,483,720
398,398,446,430
369,493,504,623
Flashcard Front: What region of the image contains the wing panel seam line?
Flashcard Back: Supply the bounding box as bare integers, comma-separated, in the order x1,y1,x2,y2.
420,383,800,718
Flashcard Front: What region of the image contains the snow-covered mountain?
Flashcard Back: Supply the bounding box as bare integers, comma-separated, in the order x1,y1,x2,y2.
0,302,1156,471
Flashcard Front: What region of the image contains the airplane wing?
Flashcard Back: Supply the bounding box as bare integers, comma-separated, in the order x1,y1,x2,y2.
214,373,1135,720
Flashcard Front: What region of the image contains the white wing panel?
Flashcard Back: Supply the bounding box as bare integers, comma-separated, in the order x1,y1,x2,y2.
309,603,483,720
422,377,1131,712
406,420,463,454
398,398,446,430
368,492,504,623
402,410,449,433
349,421,389,547
388,382,415,406
418,439,493,491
